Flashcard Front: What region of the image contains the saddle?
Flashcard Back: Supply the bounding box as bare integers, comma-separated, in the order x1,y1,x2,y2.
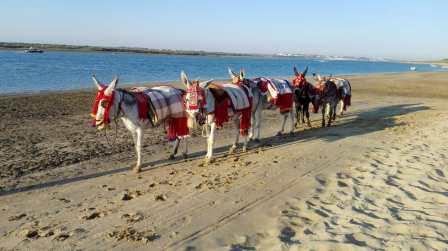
208,83,229,105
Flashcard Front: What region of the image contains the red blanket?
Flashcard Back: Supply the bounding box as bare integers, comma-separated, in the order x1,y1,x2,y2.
273,93,293,113
166,117,189,141
134,91,189,141
133,92,149,121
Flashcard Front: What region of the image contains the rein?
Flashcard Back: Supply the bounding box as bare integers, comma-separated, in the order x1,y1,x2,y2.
103,90,125,148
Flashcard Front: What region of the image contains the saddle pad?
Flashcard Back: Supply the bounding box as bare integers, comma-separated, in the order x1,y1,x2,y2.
335,79,351,96
220,83,251,111
131,86,185,124
267,79,293,98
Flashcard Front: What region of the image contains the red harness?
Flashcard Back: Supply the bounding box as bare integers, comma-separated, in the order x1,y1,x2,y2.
292,74,307,89
185,83,206,111
185,81,252,136
91,85,115,127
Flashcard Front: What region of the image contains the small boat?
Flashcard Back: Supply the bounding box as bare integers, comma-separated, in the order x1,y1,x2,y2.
25,47,44,53
409,66,416,71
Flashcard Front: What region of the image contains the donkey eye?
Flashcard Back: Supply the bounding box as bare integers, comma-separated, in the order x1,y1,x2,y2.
100,100,108,108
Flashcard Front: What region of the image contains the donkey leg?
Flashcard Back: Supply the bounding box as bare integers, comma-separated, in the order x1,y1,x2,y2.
332,104,337,121
289,110,295,134
249,113,255,141
242,134,248,152
169,138,180,160
255,106,262,142
182,137,189,159
321,105,326,128
295,105,301,128
229,117,240,154
327,105,334,127
277,113,288,136
304,109,312,128
205,121,216,165
338,99,344,116
133,127,143,173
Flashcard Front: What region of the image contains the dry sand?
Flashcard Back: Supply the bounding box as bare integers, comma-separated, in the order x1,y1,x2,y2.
0,72,447,250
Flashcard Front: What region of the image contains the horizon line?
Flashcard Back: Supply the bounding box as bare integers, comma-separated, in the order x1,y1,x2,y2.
0,40,444,62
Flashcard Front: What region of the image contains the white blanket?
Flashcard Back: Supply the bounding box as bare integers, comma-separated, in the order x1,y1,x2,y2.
332,78,352,96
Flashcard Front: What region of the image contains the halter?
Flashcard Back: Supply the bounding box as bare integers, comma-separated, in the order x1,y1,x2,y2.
185,82,207,126
91,86,124,128
293,74,307,89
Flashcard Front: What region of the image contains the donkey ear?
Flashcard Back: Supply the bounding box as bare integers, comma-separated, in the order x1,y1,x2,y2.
181,71,191,87
228,67,237,78
240,68,245,79
303,66,308,76
199,79,213,89
293,66,300,76
92,74,102,90
104,76,119,96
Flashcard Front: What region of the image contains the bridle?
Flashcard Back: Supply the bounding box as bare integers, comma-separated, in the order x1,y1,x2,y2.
92,89,125,147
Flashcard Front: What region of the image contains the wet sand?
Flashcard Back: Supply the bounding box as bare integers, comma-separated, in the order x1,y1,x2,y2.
0,72,447,250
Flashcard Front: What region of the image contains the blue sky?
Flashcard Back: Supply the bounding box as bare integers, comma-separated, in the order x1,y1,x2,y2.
0,0,447,60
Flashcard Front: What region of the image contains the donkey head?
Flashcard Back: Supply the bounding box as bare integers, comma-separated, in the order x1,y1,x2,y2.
91,75,119,130
292,66,308,88
307,79,323,113
181,71,213,128
228,67,246,85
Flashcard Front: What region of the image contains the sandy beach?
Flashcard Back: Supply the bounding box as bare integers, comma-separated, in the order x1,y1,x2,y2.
1,72,447,250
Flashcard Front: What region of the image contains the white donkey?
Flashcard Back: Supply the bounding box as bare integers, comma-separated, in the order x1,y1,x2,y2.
91,76,189,173
181,70,254,165
227,69,264,143
250,76,295,139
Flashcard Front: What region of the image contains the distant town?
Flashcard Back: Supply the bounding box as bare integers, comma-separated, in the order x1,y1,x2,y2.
1,42,446,64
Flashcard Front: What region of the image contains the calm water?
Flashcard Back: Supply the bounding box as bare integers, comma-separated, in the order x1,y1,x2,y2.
0,50,443,94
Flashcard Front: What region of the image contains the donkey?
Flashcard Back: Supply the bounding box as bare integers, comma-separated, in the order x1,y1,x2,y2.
292,66,313,128
181,70,254,165
310,74,339,127
227,68,263,142
91,75,190,173
250,75,295,138
330,77,352,116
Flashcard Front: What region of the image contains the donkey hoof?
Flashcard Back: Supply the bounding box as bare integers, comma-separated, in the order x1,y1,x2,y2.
228,146,237,155
168,154,175,160
204,157,214,166
289,131,294,136
182,153,188,160
276,132,283,137
132,166,141,174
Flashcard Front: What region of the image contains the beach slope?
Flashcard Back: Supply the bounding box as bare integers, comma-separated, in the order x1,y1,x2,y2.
0,72,447,250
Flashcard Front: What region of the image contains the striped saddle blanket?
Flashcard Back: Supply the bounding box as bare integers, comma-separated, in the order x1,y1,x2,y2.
220,83,252,111
332,78,352,96
254,78,294,113
205,83,252,113
131,86,186,125
205,82,252,136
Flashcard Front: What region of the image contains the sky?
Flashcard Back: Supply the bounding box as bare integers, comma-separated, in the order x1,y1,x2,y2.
0,0,447,60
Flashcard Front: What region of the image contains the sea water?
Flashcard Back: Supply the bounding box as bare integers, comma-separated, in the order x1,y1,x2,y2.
0,50,442,94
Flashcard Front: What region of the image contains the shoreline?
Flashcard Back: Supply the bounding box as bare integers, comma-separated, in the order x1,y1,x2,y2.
0,71,445,97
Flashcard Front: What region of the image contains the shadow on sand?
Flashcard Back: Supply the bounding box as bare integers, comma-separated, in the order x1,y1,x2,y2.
0,103,430,196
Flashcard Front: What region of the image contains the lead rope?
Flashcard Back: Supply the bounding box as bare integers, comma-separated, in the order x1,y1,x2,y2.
104,92,123,148
104,118,119,147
